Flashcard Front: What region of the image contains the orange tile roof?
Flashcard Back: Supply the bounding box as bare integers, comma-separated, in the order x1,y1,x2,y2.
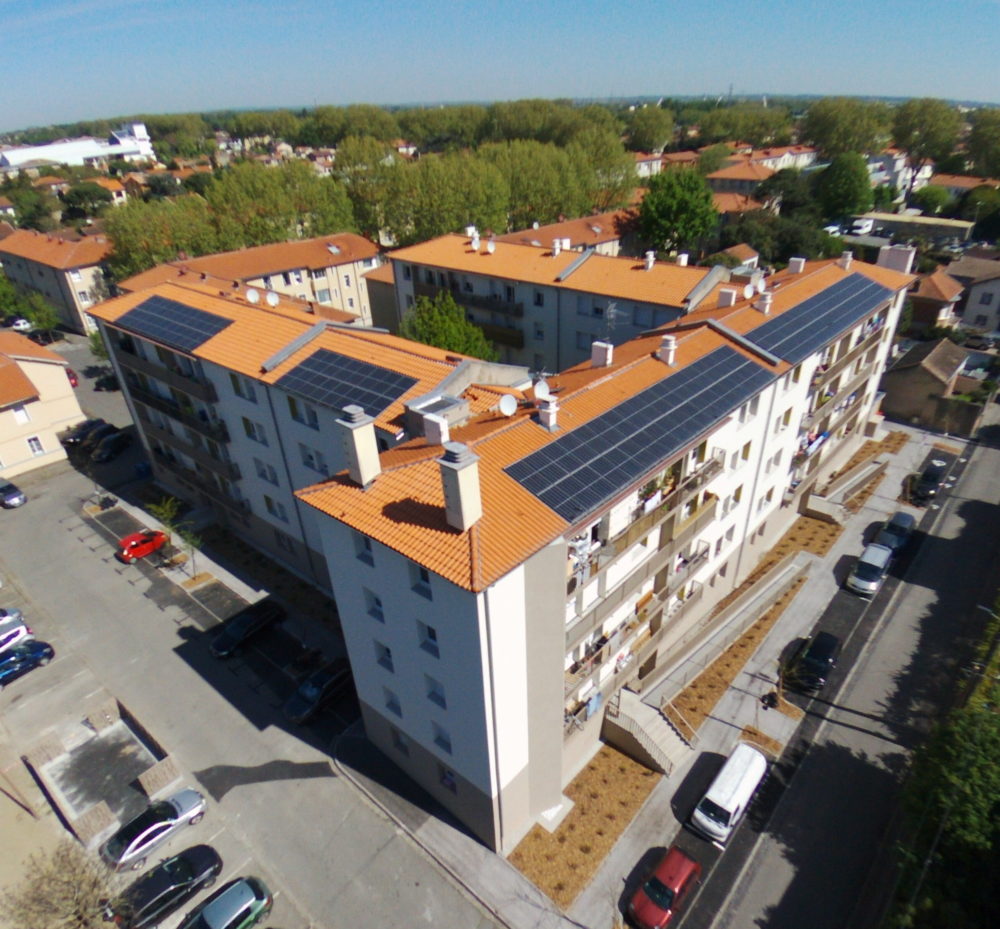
389,234,709,308
662,151,700,165
0,332,66,409
722,244,759,263
0,229,111,269
0,196,13,208
363,262,395,285
164,233,379,281
749,145,817,161
914,269,964,303
32,175,67,187
85,176,125,192
930,173,999,190
633,152,660,163
0,330,67,364
496,210,633,249
713,193,763,214
707,162,775,182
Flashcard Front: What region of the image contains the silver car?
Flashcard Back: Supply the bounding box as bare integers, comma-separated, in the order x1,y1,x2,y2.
101,788,207,871
0,612,33,655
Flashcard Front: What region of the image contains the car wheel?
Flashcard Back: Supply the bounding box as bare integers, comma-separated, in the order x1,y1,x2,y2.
39,656,50,666
131,857,146,871
189,812,204,825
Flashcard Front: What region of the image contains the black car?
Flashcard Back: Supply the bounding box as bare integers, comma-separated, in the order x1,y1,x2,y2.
0,641,55,691
106,845,223,929
78,422,118,453
61,418,107,447
91,430,132,463
913,461,947,504
210,599,286,658
783,631,841,695
283,658,353,723
95,372,120,391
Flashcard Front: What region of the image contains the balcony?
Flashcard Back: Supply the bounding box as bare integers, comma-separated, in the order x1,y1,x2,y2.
809,319,885,392
152,449,249,517
413,280,525,318
479,322,524,348
117,343,218,402
801,367,872,432
127,382,230,443
142,420,241,481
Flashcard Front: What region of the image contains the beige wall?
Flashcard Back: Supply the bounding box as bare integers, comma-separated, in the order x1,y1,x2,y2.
244,256,378,324
0,256,105,333
0,359,83,477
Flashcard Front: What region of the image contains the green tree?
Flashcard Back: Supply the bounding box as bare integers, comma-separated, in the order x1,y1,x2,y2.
626,106,674,153
3,182,58,231
61,182,113,220
968,108,1000,178
816,152,874,219
722,210,843,264
295,106,347,147
696,143,733,176
178,526,203,576
892,98,961,196
231,109,300,141
334,135,395,239
399,291,498,361
89,328,109,361
565,126,636,211
147,496,182,554
340,104,401,142
872,183,898,211
755,168,818,220
911,185,954,216
22,291,61,336
803,97,888,157
396,105,489,151
697,104,791,147
0,271,24,316
960,186,1000,240
637,168,717,252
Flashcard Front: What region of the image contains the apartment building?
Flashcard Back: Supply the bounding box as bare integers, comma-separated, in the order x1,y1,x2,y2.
296,252,913,853
0,331,83,477
117,234,382,324
0,229,112,332
389,234,717,371
87,280,530,589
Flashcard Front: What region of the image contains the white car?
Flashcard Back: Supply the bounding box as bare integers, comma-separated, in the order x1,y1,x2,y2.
0,611,33,655
10,318,33,333
100,788,207,871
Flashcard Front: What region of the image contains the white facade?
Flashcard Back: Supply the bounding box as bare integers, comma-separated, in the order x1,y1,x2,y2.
0,123,155,169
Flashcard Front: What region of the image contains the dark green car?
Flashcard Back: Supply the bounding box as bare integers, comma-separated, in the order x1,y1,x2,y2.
177,876,272,929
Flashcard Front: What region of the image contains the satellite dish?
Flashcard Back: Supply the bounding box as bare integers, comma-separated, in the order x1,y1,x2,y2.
534,379,551,400
742,284,755,300
265,291,280,307
756,278,767,294
245,287,260,304
499,394,517,417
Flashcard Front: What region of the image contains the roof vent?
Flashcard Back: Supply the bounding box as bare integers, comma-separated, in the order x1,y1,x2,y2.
591,340,614,368
562,237,571,250
644,250,656,271
538,397,559,432
718,287,738,308
326,243,341,255
486,239,495,255
553,239,561,257
336,404,380,488
470,232,480,251
676,252,689,267
788,256,806,274
438,442,482,531
658,334,677,365
757,291,773,314
839,250,854,270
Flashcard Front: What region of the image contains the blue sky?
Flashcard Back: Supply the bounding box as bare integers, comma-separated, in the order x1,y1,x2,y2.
2,0,996,132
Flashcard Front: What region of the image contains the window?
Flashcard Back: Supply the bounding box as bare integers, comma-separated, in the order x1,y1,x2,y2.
715,537,723,556
375,641,394,672
733,484,744,504
263,494,287,521
591,303,604,318
27,436,43,456
979,292,994,305
242,417,267,445
792,364,802,384
410,562,432,599
975,314,989,327
391,727,410,755
432,722,452,754
344,274,351,287
288,396,319,429
364,588,384,621
12,405,30,425
254,457,279,485
70,270,81,282
354,531,374,565
311,268,326,280
533,290,544,307
741,441,751,462
273,529,296,553
78,290,92,305
317,288,331,303
462,276,473,293
402,264,412,281
533,322,544,341
425,674,446,708
383,687,401,716
417,621,439,657
347,297,355,309
299,442,328,474
438,764,457,793
291,270,303,284
725,525,735,542
729,450,739,470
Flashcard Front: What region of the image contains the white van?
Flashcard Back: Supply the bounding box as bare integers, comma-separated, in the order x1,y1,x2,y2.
690,743,768,844
850,217,875,236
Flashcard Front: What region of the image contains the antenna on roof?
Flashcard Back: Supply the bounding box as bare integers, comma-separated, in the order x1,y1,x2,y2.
742,284,755,300
498,394,517,417
245,287,260,304
265,291,280,307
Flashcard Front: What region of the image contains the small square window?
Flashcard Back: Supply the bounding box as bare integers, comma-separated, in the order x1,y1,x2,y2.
979,292,993,306
364,588,384,621
417,621,439,657
432,722,452,754
383,687,401,716
375,641,393,672
273,529,296,554
425,674,446,709
410,562,432,599
391,727,410,755
354,531,374,565
533,290,544,307
402,264,412,281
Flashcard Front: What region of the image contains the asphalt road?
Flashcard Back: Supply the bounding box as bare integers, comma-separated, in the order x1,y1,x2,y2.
0,460,500,929
677,429,1000,929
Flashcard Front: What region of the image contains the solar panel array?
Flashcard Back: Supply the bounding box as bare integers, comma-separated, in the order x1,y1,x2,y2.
116,296,233,354
748,274,892,364
274,348,417,416
506,346,774,522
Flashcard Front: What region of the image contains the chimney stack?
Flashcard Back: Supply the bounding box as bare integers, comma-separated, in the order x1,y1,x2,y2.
336,405,381,488
423,412,450,446
718,287,738,308
538,397,559,431
553,239,561,257
658,334,677,365
470,232,480,251
676,252,689,267
787,256,806,274
644,250,656,271
438,442,482,531
757,291,773,315
839,250,853,270
590,340,614,368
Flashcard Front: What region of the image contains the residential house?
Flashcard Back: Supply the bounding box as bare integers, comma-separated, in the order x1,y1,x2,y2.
946,255,1000,331
908,269,964,332
0,229,112,332
744,145,819,172
712,192,765,221
928,173,1000,200
633,152,663,179
866,148,934,196
295,251,913,853
32,175,70,196
661,151,700,169
495,209,635,257
85,176,128,206
705,161,774,197
720,244,760,268
0,331,84,477
363,262,399,331
0,196,14,218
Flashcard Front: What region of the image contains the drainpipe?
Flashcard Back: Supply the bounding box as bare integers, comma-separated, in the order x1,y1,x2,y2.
481,590,505,853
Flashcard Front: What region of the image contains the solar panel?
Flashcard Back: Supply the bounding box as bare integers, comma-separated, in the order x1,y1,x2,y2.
274,348,418,416
116,295,233,355
748,274,893,365
506,346,774,522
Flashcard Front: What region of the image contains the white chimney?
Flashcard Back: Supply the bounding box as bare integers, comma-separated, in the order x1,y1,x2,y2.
591,340,614,367
553,239,562,257
658,334,677,365
486,239,495,254
470,233,480,251
438,442,482,531
538,397,559,431
336,405,381,488
424,412,450,446
788,256,806,274
644,250,656,271
718,287,738,308
676,252,689,267
839,250,853,270
464,225,477,238
758,291,773,314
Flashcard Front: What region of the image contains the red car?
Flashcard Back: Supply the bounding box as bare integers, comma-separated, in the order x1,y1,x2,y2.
66,368,79,388
628,845,701,929
116,530,167,564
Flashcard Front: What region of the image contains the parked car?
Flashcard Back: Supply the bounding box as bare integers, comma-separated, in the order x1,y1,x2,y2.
0,640,53,691
875,511,917,552
283,658,352,723
845,542,893,597
0,481,26,508
210,599,286,659
116,530,167,564
78,422,118,453
66,367,79,388
95,372,121,391
913,461,947,504
91,430,132,463
689,743,768,844
176,876,272,929
100,788,207,871
0,612,33,654
28,328,65,345
627,845,701,929
61,418,106,447
9,317,32,333
105,845,223,929
782,631,841,695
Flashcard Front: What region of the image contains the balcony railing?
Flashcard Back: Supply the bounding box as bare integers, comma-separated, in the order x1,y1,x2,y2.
801,367,872,431
479,322,524,348
152,449,249,517
142,420,241,481
128,381,230,443
117,344,217,402
414,280,524,317
809,319,885,392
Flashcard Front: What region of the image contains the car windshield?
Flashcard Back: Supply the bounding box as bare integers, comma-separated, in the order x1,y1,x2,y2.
641,875,675,911
697,798,730,826
0,483,16,494
107,803,173,857
854,562,884,582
